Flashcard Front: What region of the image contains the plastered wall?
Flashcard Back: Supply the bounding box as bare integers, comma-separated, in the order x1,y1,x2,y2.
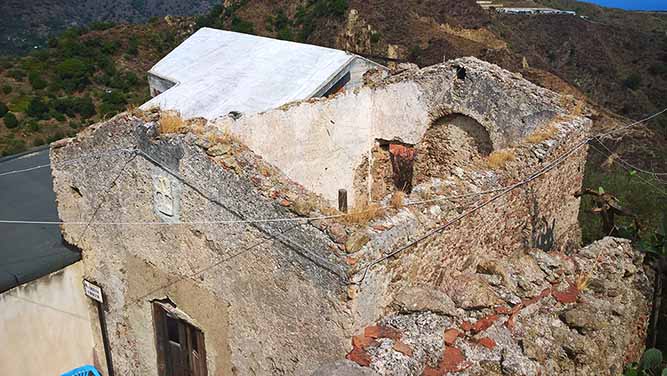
0,262,96,375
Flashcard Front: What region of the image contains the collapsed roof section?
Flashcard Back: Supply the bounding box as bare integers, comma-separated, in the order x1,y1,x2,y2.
141,28,384,120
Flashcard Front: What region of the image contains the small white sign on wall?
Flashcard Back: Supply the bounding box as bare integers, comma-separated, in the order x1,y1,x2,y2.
83,279,104,303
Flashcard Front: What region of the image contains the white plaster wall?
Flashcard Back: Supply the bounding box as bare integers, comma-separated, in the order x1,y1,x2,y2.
0,262,96,375
216,81,431,206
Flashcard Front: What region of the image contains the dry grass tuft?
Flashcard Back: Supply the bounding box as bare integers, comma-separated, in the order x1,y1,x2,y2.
525,126,558,144
160,111,188,134
487,149,516,169
206,129,235,145
390,191,405,209
340,202,385,225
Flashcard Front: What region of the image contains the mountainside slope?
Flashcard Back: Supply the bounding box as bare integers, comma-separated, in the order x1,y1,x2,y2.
0,0,214,55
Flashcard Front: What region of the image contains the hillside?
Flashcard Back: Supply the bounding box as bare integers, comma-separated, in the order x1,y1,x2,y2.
0,18,194,155
0,0,214,55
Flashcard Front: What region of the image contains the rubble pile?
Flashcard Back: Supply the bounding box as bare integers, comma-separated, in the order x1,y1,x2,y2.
343,237,653,375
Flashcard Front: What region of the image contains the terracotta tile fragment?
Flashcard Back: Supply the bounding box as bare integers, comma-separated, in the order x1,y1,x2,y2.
443,329,460,346
352,335,375,349
477,337,496,349
441,346,466,371
472,314,497,333
460,321,473,332
346,348,371,367
364,325,401,340
495,305,512,315
393,341,413,357
552,284,579,304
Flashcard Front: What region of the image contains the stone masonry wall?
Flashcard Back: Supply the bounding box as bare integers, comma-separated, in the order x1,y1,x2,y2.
51,115,351,375
347,114,590,330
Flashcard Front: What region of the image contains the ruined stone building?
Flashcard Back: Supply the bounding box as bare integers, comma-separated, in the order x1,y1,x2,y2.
50,56,652,375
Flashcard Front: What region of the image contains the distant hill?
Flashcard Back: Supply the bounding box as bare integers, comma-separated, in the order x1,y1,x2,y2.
0,0,216,55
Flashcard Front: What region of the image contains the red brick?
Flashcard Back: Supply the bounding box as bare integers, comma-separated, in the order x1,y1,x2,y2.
443,329,460,346
460,321,473,332
477,337,496,349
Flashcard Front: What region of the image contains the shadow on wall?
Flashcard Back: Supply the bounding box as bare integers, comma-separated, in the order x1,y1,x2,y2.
526,188,556,252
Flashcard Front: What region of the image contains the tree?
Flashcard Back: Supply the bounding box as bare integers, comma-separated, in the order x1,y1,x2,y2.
77,97,96,118
29,72,48,90
127,36,139,56
56,58,91,91
623,73,642,90
3,112,18,128
26,97,50,119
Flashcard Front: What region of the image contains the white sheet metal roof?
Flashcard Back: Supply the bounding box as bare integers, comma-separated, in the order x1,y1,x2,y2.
141,28,356,119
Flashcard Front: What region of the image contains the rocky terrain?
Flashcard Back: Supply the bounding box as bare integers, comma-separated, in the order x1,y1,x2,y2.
341,237,653,375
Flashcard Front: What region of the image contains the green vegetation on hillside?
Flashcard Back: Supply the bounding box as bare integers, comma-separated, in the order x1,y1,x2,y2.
0,20,185,156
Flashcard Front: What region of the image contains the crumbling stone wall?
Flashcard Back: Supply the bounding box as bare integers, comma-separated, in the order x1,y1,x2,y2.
343,237,653,376
347,112,590,330
51,116,351,375
210,57,568,207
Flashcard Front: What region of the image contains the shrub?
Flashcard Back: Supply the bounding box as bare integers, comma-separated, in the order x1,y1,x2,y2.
370,31,381,44
33,138,45,147
231,16,255,34
26,97,50,119
7,69,25,81
3,112,18,128
525,126,557,144
340,201,384,225
25,119,40,133
29,72,48,90
648,63,667,76
623,73,642,90
100,91,126,115
56,58,91,91
2,139,26,156
47,130,66,143
0,101,7,117
127,36,139,56
2,85,12,94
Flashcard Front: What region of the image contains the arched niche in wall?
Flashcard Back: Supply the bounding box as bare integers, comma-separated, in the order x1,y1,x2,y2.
414,113,493,183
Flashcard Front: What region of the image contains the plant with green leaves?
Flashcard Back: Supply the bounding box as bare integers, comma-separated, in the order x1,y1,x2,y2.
625,348,667,375
639,212,667,257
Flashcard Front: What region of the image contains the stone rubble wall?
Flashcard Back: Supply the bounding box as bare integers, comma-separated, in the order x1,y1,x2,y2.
209,57,568,206
342,237,653,376
348,114,590,330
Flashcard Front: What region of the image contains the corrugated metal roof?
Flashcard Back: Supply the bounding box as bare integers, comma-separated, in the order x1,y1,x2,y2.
0,147,80,293
141,28,356,119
